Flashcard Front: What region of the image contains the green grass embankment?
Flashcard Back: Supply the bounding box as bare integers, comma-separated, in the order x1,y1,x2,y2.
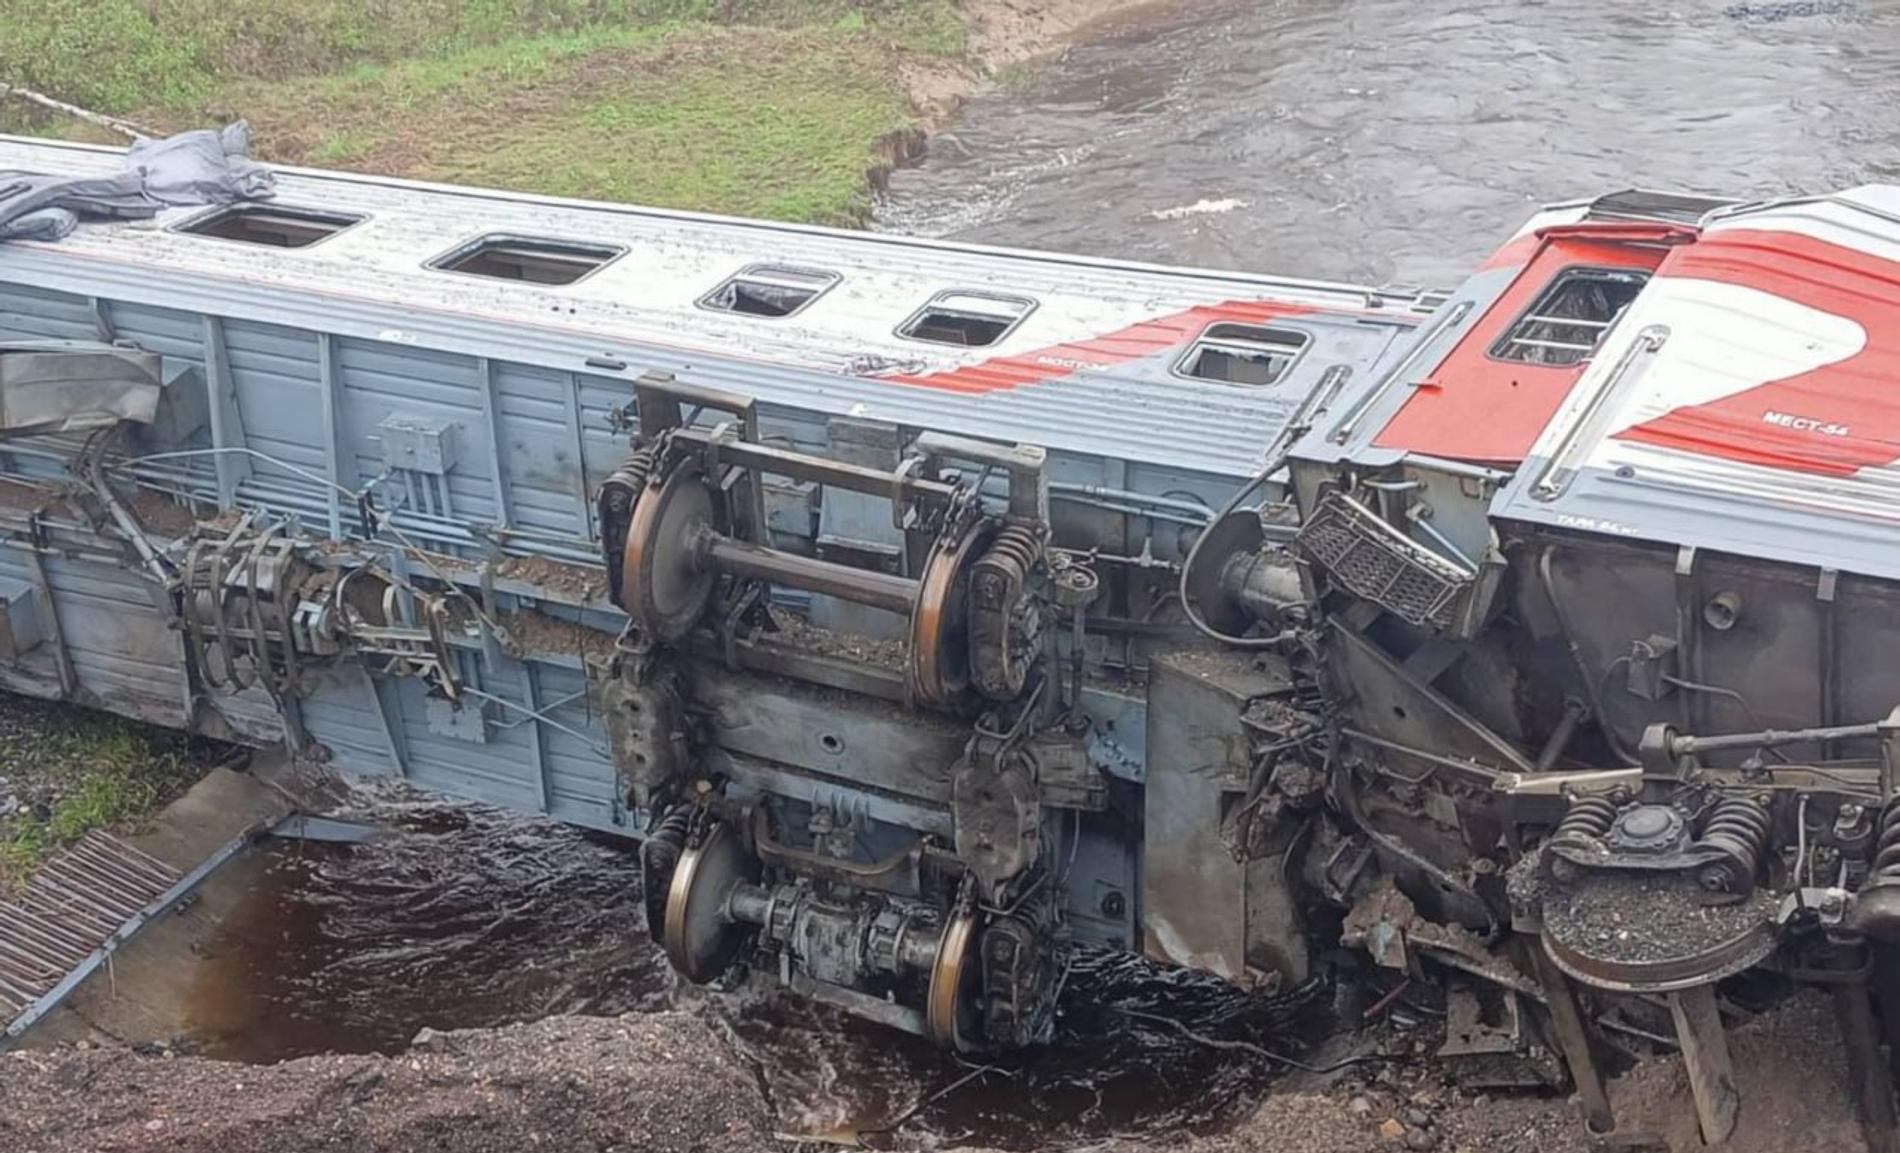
0,1,972,224
0,698,213,891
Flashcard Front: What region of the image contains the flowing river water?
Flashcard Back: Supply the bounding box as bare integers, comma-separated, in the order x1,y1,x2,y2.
179,0,1900,1144
881,0,1900,287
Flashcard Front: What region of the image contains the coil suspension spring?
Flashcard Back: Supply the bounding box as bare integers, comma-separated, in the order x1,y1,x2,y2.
640,805,693,936
985,523,1042,573
599,446,659,608
1871,801,1900,889
1553,793,1619,847
970,523,1046,700
1697,794,1772,895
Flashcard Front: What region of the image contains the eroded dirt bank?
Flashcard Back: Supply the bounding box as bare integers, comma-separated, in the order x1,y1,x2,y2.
0,994,1867,1153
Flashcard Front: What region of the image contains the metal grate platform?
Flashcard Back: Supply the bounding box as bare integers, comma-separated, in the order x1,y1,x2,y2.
0,830,181,1021
1296,492,1472,631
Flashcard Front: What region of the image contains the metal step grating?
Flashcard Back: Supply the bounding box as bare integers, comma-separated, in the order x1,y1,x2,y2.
1295,492,1472,631
0,830,181,1019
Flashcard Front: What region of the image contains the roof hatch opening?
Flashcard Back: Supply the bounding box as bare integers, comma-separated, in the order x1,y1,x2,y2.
898,291,1035,348
1176,323,1309,386
177,204,363,249
699,265,838,319
1491,267,1650,366
429,234,623,286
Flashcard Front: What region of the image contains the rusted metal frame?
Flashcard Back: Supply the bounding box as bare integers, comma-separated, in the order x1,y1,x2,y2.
0,903,95,957
475,357,513,529
16,520,74,699
60,835,172,892
364,663,411,779
703,534,917,616
0,925,78,976
521,659,553,815
476,557,504,674
748,807,924,898
201,315,251,510
633,372,758,440
693,433,961,513
563,372,594,542
1668,982,1739,1144
718,633,907,704
317,333,345,540
2,825,258,1048
914,430,1049,523
25,875,137,932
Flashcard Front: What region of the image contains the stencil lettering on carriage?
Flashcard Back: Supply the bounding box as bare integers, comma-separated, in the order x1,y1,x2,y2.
1763,410,1850,437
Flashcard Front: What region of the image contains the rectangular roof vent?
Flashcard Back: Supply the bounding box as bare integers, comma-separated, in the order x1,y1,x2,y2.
176,203,364,249
428,234,624,286
898,291,1035,348
1490,267,1650,366
699,264,838,319
1176,323,1309,386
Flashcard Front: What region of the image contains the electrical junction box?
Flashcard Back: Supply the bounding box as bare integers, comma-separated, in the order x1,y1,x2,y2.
379,414,460,475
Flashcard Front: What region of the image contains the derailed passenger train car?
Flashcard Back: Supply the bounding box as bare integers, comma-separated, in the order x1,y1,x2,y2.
2,134,1898,1144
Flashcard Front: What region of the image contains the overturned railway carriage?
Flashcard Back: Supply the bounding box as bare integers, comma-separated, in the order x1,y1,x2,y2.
3,136,1900,1141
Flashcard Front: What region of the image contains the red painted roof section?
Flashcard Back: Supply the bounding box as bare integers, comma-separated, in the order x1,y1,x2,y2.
1614,228,1900,476
1370,225,1687,464
879,299,1316,395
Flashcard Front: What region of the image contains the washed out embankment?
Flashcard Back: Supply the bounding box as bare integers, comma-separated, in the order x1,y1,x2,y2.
0,1,1174,227
0,993,1866,1153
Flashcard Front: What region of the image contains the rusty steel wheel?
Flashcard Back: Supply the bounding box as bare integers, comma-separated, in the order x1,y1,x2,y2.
907,524,992,708
621,459,723,642
661,821,758,983
925,909,983,1052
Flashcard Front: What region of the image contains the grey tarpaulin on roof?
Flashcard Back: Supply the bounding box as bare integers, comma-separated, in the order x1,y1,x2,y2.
0,122,274,242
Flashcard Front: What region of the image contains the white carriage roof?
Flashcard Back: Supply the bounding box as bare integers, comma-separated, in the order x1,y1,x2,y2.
0,134,1437,479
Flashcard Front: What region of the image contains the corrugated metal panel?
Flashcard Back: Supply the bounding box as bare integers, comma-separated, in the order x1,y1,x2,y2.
223,319,326,485
298,665,404,776
536,662,621,828
107,299,206,362
0,282,97,342
493,361,589,538
35,553,182,725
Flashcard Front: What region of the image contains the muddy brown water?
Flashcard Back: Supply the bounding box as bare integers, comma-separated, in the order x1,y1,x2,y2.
181,785,1327,1148
181,1,1900,1144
